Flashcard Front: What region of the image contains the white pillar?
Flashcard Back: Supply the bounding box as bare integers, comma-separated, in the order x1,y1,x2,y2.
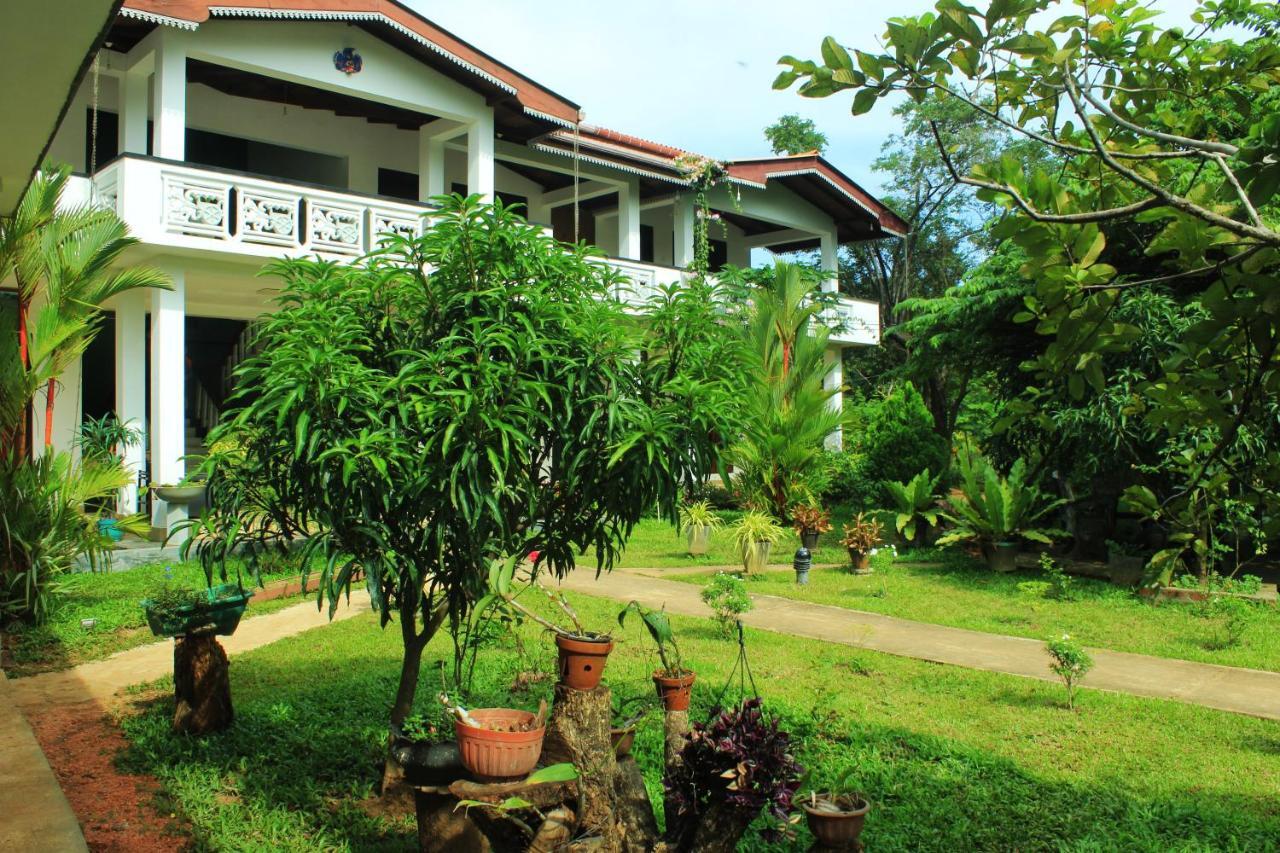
152,35,186,160
824,347,844,451
115,291,147,515
672,195,695,269
119,70,149,155
617,178,641,260
466,112,495,202
149,269,187,535
419,135,445,199
820,231,839,293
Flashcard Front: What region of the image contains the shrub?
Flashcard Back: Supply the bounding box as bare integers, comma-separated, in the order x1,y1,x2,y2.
1200,596,1259,650
847,383,949,506
665,698,804,846
700,572,753,636
1039,553,1075,600
816,450,878,506
1045,634,1094,710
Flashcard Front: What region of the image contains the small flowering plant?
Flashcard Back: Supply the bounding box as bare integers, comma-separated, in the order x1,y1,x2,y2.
665,698,803,845
790,504,832,536
1045,634,1094,710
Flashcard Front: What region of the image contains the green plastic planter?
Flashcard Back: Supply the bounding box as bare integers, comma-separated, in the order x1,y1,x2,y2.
142,583,253,638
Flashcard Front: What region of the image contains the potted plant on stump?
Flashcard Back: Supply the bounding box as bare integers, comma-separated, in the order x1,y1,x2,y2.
791,503,832,551
679,500,723,556
489,557,613,691
937,453,1066,572
731,511,785,574
441,692,548,782
618,601,694,712
840,513,883,574
141,580,253,734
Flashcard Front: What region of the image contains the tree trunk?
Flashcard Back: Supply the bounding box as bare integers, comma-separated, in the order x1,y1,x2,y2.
683,802,756,853
172,632,232,734
384,593,449,795
43,377,55,448
541,684,618,840
413,790,491,852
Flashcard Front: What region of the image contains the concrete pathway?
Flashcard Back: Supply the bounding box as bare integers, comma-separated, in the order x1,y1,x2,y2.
5,591,372,713
0,672,88,852
558,569,1280,722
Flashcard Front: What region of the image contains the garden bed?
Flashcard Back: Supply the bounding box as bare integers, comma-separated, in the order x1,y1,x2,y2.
107,591,1280,851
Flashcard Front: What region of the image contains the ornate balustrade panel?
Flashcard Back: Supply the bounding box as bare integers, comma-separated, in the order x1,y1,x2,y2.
164,173,232,239
239,188,301,248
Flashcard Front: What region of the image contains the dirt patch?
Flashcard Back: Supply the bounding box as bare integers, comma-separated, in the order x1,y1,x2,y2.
26,697,190,852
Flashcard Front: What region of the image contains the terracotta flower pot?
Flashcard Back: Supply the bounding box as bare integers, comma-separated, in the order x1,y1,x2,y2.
610,726,636,757
454,709,545,782
847,549,872,574
555,633,613,691
652,671,696,712
803,794,870,848
686,524,711,556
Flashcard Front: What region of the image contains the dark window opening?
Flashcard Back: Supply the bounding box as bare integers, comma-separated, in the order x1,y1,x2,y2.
640,224,655,263
709,239,729,273
378,168,419,201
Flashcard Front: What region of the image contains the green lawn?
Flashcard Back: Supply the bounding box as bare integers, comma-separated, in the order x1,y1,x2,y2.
601,514,857,569
2,559,310,677
666,550,1280,672
117,590,1280,851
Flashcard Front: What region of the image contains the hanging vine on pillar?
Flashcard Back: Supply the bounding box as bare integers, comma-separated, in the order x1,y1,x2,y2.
674,153,729,280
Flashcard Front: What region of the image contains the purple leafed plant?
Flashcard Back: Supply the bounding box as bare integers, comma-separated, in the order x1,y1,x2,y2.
665,698,804,842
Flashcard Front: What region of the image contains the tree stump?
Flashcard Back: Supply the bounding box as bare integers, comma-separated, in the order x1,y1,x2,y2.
541,684,619,840
172,631,232,734
614,754,659,852
414,789,492,852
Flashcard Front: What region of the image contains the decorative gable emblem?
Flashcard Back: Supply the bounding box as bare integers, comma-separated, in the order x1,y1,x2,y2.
333,48,363,75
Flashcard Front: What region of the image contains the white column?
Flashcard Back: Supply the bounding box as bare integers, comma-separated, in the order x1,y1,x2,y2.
419,133,446,199
617,178,641,260
819,230,839,293
466,111,495,202
824,347,844,451
672,195,695,269
115,291,147,515
152,35,186,160
149,269,187,535
119,70,149,155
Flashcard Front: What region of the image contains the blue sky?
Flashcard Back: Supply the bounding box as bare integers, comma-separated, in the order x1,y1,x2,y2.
410,1,1210,196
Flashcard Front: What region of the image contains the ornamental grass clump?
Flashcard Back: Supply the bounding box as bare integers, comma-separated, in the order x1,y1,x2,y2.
665,698,804,849
1046,634,1094,710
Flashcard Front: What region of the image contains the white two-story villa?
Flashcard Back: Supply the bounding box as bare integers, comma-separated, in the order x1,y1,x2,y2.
28,0,906,537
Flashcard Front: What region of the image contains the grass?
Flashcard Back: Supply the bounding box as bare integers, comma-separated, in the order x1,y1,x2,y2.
667,549,1280,672
2,558,311,677
117,589,1280,851
602,513,855,569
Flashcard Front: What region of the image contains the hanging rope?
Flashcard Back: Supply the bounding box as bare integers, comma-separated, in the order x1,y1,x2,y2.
713,620,760,712
572,113,582,243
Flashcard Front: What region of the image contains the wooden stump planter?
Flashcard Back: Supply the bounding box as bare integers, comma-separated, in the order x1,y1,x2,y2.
555,634,614,691
653,670,696,712
803,793,870,849
172,631,233,734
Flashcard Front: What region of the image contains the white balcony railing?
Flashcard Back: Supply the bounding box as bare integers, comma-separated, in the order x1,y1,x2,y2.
67,157,879,346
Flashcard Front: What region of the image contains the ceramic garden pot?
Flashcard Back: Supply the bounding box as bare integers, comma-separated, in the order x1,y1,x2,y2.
686,524,712,556
141,583,253,638
986,540,1020,573
454,709,545,781
800,529,821,551
610,726,636,757
652,671,696,711
743,540,771,574
555,633,613,691
847,549,872,574
803,795,870,848
154,485,206,504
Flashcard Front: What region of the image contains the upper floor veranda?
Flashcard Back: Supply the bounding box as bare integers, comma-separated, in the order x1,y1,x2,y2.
45,1,906,346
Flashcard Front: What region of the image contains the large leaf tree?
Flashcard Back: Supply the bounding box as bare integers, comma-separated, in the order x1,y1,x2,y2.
185,196,718,732
777,0,1280,567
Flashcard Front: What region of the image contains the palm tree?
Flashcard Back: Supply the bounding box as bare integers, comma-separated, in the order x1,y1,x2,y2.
0,164,168,452
728,262,843,519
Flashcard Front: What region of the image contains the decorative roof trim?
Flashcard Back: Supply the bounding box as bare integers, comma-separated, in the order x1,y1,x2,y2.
530,141,690,186
206,6,517,95
548,131,683,171
748,166,877,219
523,106,576,129
119,7,200,29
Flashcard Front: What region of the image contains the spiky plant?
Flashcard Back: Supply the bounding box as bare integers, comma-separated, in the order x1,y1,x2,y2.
884,468,943,545
937,450,1066,547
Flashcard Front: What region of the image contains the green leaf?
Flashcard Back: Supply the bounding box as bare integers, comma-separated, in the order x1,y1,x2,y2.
851,88,880,116
526,763,579,784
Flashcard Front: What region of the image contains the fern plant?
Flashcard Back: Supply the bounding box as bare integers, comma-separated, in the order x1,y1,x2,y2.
883,468,942,545
937,451,1066,547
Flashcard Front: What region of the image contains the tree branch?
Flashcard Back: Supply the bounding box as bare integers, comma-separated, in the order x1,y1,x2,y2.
929,121,1165,224
1213,154,1264,227
1078,85,1239,156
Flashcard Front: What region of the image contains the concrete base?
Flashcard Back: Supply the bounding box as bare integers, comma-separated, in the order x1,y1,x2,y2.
0,672,89,852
